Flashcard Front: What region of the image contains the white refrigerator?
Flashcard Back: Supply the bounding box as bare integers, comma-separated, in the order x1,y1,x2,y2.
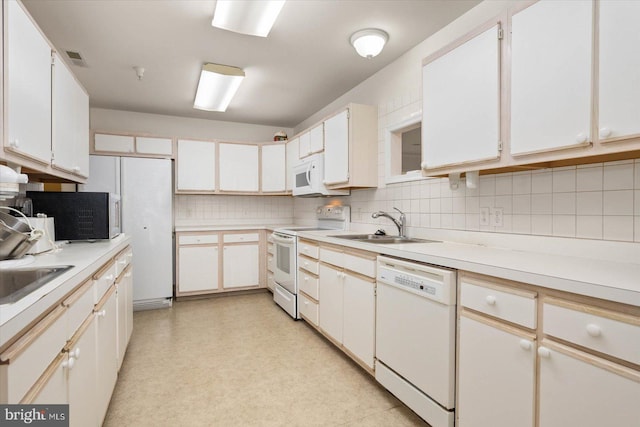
80,156,173,310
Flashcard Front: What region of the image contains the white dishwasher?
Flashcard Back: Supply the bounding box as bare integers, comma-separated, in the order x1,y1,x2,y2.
375,256,457,427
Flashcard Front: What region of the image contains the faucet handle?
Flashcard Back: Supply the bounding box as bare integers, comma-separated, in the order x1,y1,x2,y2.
393,207,405,216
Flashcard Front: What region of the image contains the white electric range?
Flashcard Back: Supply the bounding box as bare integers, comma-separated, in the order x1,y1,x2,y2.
271,205,350,318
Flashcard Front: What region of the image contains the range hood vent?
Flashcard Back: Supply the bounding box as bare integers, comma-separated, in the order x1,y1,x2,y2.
65,50,87,67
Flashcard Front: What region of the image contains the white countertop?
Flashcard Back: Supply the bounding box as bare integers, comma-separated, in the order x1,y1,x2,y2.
174,224,297,232
298,230,640,307
0,235,131,348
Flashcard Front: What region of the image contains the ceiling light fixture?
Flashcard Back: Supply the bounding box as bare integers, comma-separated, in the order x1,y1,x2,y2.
350,28,389,59
212,0,286,37
193,63,245,112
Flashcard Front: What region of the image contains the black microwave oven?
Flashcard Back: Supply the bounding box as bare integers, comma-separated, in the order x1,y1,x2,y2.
27,191,121,241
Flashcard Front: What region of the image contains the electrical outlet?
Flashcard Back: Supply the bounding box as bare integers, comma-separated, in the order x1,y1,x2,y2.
480,207,490,226
492,207,504,227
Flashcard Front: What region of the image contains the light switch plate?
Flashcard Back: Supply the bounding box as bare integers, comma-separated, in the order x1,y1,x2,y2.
492,207,504,227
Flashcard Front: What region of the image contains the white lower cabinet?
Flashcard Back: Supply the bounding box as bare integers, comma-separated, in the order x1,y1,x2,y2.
538,341,640,427
95,286,118,423
457,312,535,427
178,245,219,293
318,263,344,343
116,265,134,369
223,244,259,289
342,273,375,369
66,316,98,427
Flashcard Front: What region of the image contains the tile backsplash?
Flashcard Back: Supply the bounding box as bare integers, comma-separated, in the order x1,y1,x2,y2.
175,195,293,226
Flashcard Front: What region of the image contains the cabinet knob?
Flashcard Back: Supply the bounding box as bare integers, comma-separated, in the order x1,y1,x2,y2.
519,339,532,351
586,323,601,337
576,132,588,144
485,295,496,306
73,166,81,173
95,309,107,317
63,356,75,369
304,277,309,282
599,127,611,139
538,347,551,358
10,139,19,148
105,274,114,282
71,347,81,359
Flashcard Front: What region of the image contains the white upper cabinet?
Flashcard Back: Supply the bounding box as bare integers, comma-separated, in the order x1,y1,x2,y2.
323,109,349,185
135,137,173,156
298,131,311,159
285,137,299,191
6,0,52,164
597,0,640,142
510,0,593,155
219,143,259,192
176,139,216,192
94,134,134,153
309,123,324,154
261,144,286,192
422,23,501,170
52,53,89,177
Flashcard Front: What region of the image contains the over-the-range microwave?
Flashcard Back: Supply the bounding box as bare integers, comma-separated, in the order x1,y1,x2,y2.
292,153,349,197
27,191,121,241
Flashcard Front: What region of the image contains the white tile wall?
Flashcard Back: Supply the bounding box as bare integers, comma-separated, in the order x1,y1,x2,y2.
175,195,293,225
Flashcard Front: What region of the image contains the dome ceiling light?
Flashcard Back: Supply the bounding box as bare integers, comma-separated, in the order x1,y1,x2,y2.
350,28,389,59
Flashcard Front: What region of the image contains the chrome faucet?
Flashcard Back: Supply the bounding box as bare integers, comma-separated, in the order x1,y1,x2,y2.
372,207,406,238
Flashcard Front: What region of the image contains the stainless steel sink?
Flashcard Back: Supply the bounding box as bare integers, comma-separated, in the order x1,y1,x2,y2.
329,234,440,244
0,265,74,305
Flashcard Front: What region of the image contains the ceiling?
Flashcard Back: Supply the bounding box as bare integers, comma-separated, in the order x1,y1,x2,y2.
23,0,480,128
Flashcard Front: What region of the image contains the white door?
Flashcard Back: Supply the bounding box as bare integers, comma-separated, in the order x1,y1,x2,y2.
219,143,259,192
176,139,216,191
178,246,219,292
538,342,640,427
6,0,52,164
457,314,535,427
285,137,299,191
67,317,98,427
510,0,593,155
342,274,375,368
121,157,173,301
309,123,324,154
598,0,640,141
422,24,501,169
223,245,259,288
318,264,344,343
261,144,286,192
323,110,349,185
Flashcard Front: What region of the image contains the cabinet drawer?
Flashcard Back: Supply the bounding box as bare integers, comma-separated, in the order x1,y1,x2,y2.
299,256,319,275
267,254,274,273
344,253,376,278
319,247,343,268
299,293,319,326
63,280,94,340
299,240,319,259
178,234,218,245
0,305,67,403
94,262,116,303
461,280,537,329
299,270,319,300
224,233,259,243
543,299,640,365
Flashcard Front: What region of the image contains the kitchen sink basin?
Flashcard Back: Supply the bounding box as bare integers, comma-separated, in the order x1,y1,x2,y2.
329,234,440,244
0,265,74,305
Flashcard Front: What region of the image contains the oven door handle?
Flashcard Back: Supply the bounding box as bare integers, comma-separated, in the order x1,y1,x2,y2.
271,234,295,245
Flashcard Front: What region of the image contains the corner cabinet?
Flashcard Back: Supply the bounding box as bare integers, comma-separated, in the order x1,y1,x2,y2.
421,21,502,172
323,104,378,189
260,144,286,193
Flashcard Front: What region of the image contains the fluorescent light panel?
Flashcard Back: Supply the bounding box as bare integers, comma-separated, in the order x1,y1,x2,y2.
212,0,285,37
193,63,245,112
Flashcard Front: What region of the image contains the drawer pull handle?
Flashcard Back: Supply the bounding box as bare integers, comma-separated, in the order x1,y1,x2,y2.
519,339,532,351
586,324,601,337
538,347,551,358
485,295,496,305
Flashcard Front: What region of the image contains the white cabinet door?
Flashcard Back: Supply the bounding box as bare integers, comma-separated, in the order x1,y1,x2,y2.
219,143,259,192
6,0,52,164
261,144,286,192
538,342,640,427
422,24,501,169
598,0,640,141
94,133,134,153
323,109,349,186
285,137,299,191
457,314,535,427
318,264,344,343
178,246,219,293
309,123,324,154
95,290,118,423
298,131,311,158
176,139,216,191
223,245,259,288
67,317,98,427
31,354,67,405
136,137,173,156
52,53,89,177
342,273,375,368
510,0,593,155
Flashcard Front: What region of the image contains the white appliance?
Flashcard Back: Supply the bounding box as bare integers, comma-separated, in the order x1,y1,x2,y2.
375,256,457,427
272,205,350,318
292,153,349,197
80,156,173,310
18,217,55,254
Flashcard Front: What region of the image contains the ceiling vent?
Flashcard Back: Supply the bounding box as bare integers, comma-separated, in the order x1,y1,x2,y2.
65,50,87,67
